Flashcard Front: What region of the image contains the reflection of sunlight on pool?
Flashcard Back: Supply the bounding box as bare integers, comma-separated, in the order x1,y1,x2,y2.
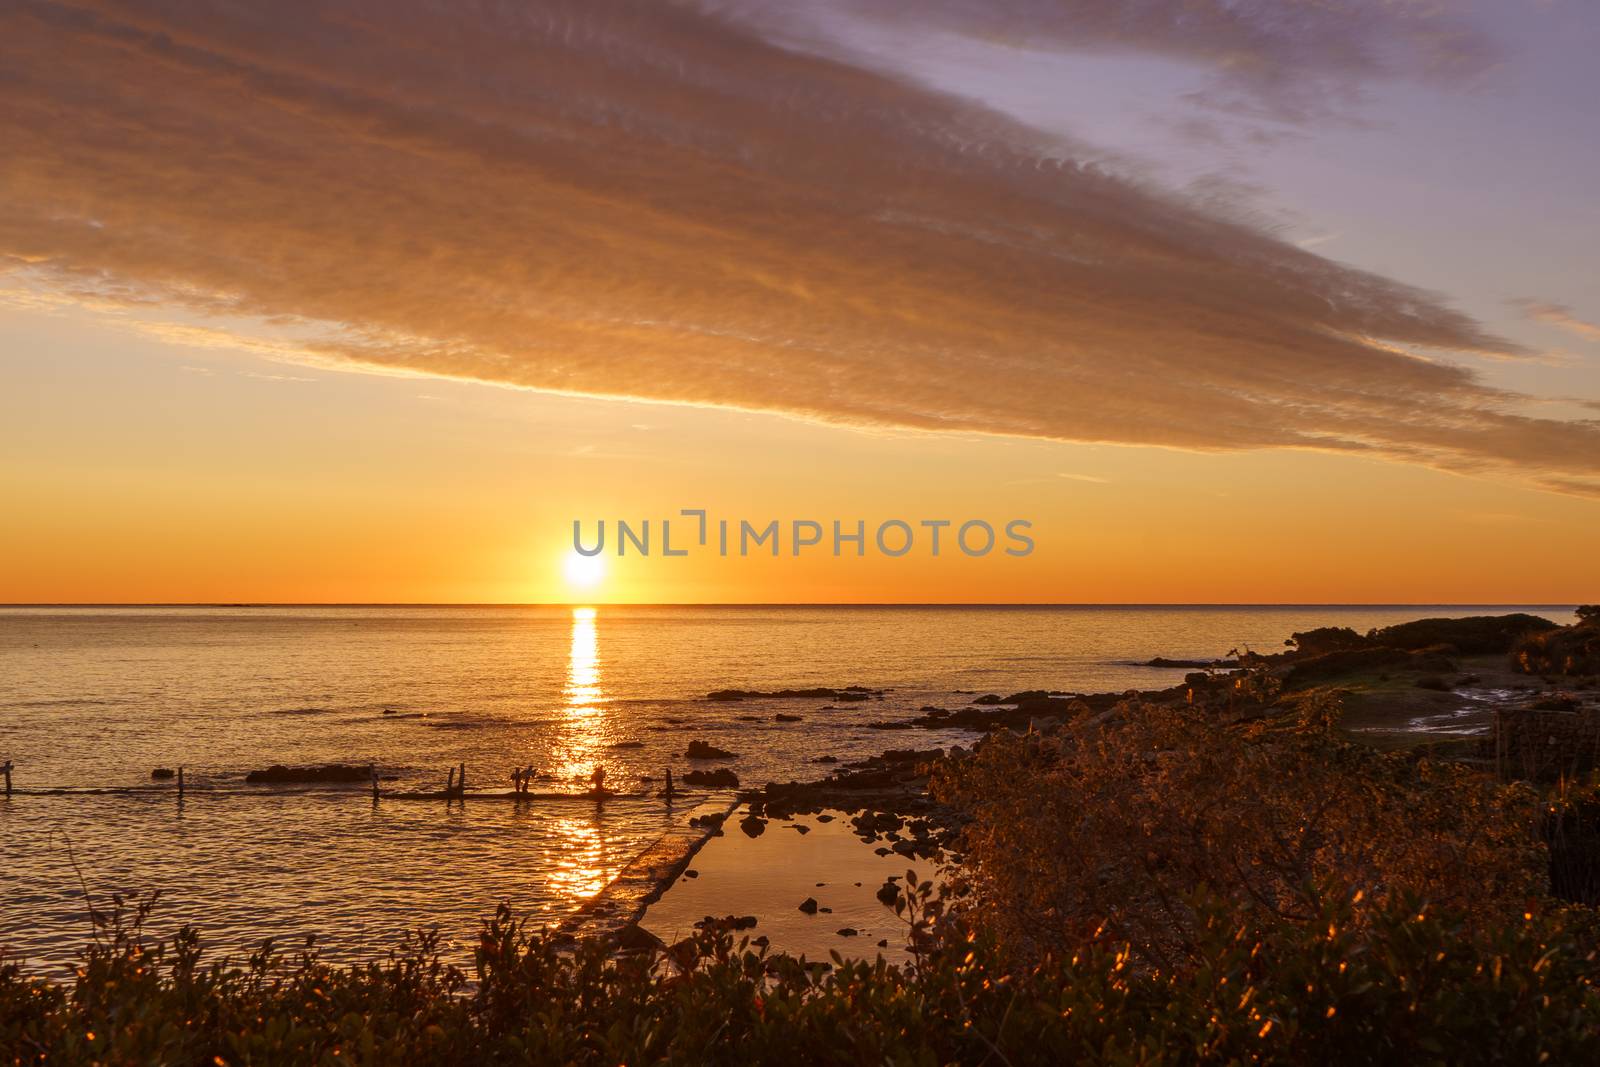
547,814,618,901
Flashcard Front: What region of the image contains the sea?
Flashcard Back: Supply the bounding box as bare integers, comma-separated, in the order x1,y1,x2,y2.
0,604,1575,973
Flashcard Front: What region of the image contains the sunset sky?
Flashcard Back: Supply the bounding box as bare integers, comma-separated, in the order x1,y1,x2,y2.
2,0,1597,604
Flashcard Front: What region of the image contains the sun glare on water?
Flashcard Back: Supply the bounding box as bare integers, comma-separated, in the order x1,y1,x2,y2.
562,549,606,592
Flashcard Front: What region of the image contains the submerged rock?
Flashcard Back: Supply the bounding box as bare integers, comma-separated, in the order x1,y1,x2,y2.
685,740,738,760
798,897,819,914
683,768,740,788
707,686,883,702
150,768,175,780
244,764,372,784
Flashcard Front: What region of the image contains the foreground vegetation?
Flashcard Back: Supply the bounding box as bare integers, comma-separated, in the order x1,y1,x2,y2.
8,611,1600,1064
5,882,1600,1065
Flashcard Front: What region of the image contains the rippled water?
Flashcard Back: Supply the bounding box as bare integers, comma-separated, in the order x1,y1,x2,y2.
0,604,1572,972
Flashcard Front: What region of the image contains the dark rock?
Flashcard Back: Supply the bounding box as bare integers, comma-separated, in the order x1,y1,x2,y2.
685,740,738,760
1373,614,1559,655
707,686,883,702
798,897,819,914
244,763,372,784
1286,627,1372,656
150,768,176,780
683,768,740,788
812,756,839,764
775,713,803,723
853,811,904,835
876,880,901,906
607,740,645,749
689,812,728,829
877,939,889,948
790,824,811,834
740,814,768,838
836,928,858,937
683,869,699,878
1283,647,1413,685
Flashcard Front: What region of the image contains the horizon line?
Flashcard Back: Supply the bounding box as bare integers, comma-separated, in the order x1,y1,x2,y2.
0,602,1582,610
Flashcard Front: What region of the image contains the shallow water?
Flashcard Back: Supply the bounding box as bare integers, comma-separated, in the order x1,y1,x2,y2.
0,604,1572,972
643,806,938,966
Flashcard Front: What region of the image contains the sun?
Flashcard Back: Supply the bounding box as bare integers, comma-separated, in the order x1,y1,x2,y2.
562,549,607,591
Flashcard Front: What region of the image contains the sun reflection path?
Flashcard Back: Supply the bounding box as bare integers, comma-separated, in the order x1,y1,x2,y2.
547,815,618,901
565,607,602,714
549,607,622,902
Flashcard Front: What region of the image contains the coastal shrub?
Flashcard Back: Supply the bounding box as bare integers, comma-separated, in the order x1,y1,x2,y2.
928,697,1544,968
1512,616,1600,676
5,889,1600,1065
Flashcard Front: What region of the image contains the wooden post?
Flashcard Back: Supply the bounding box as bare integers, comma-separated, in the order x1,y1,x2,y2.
446,766,456,797
458,762,466,798
370,765,380,800
177,766,185,799
2,760,12,797
664,767,674,801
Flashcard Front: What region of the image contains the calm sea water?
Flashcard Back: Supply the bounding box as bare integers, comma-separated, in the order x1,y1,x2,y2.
0,604,1573,972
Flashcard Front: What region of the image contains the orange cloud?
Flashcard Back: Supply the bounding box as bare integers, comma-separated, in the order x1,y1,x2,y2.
3,0,1598,495
1514,299,1600,343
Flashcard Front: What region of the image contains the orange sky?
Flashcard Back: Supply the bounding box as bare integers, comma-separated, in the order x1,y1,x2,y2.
2,1,1597,604
1,305,1595,604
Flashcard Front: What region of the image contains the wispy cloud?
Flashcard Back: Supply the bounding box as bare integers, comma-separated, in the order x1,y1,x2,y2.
2,0,1597,495
1296,232,1343,250
756,0,1501,124
1513,299,1600,343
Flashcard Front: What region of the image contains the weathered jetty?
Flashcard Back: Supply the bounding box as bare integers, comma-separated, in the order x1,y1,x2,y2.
557,795,740,945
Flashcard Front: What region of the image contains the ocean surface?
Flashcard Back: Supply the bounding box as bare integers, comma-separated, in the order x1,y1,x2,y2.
0,604,1575,973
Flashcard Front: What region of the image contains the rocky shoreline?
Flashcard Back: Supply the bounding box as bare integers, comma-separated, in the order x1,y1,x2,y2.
577,610,1598,952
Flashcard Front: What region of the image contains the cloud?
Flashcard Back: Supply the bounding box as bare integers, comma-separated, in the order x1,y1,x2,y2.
1513,299,1600,343
2,0,1598,495
752,0,1501,123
